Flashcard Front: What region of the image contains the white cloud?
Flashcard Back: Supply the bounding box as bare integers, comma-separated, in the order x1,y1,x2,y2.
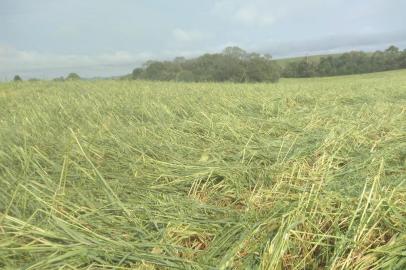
211,0,327,27
0,44,153,79
235,5,275,26
172,28,209,43
212,0,278,27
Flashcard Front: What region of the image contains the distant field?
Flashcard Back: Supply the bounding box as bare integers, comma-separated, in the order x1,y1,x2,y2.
0,70,405,269
274,54,329,67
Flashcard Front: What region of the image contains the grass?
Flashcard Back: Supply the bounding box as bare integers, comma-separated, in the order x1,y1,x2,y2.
0,70,405,269
274,53,341,67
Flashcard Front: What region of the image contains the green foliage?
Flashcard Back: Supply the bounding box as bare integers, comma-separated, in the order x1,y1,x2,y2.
143,61,181,81
131,45,406,82
66,72,81,80
284,45,406,77
131,67,143,79
132,47,281,83
176,70,195,82
13,75,22,82
243,54,281,82
400,50,406,68
1,70,406,269
53,76,65,81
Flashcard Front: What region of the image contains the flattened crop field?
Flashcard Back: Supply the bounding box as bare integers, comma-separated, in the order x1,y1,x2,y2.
1,70,405,269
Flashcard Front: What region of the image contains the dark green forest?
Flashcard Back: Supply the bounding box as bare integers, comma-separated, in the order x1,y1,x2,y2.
130,45,406,82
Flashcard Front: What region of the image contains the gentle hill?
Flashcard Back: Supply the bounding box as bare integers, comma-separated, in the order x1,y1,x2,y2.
274,53,341,67
274,51,376,67
124,45,405,81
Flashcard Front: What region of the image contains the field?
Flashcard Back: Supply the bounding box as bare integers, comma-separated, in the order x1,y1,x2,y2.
0,70,405,269
274,54,334,67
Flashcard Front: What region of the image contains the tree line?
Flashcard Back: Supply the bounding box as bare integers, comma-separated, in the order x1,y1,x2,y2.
129,46,406,82
131,47,281,83
12,45,406,83
130,45,406,82
283,45,406,78
12,73,81,82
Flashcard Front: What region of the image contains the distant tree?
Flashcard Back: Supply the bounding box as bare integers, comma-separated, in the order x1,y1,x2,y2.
173,57,187,64
132,68,144,79
66,73,81,80
28,78,40,82
318,56,337,76
370,51,385,71
13,75,22,82
53,76,65,81
176,70,195,82
401,50,406,68
284,57,317,78
131,49,281,83
334,51,369,75
385,45,400,54
143,62,178,81
283,45,406,78
128,45,406,82
244,54,281,82
142,60,157,69
188,54,220,81
195,53,245,82
268,65,282,83
383,45,402,70
222,46,248,60
298,58,318,77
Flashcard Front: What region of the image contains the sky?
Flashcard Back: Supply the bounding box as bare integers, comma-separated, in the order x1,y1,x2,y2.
1,0,406,79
